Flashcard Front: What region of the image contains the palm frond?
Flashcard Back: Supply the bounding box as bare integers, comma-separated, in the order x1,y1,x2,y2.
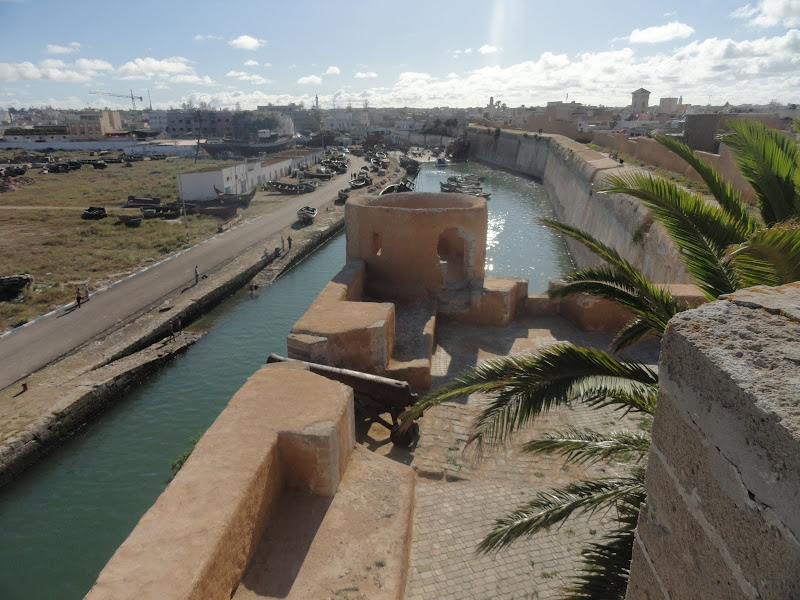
561,499,640,600
728,221,800,287
655,134,758,233
601,172,742,298
722,119,800,225
610,318,658,354
542,220,688,348
521,428,651,465
400,345,658,447
477,467,646,553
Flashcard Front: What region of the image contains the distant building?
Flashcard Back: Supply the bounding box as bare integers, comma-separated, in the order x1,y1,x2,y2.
3,125,69,143
166,110,232,138
67,110,122,140
631,88,651,113
143,110,168,132
658,97,679,114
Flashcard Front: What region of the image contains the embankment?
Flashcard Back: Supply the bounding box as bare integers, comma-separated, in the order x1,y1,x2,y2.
0,212,345,488
468,127,690,284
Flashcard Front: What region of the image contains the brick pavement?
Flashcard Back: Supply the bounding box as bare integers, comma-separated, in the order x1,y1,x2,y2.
363,314,658,599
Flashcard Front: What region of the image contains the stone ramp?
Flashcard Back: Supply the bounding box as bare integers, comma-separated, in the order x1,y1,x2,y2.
384,300,437,389
234,446,414,600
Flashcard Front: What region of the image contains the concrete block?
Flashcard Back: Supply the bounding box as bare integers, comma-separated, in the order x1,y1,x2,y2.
626,534,669,600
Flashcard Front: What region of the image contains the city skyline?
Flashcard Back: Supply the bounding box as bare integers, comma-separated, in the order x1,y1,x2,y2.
1,0,799,111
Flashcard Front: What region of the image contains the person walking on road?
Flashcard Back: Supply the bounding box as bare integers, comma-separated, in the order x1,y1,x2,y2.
287,235,292,250
194,265,199,285
75,287,82,309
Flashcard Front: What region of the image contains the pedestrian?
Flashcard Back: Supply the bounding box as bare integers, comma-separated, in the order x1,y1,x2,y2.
287,235,292,249
168,318,176,340
281,236,285,251
75,286,82,309
194,265,199,285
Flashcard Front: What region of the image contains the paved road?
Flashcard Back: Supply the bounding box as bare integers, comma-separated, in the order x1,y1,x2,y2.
0,166,359,392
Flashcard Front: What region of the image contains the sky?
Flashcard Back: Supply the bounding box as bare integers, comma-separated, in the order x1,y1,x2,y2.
1,0,798,111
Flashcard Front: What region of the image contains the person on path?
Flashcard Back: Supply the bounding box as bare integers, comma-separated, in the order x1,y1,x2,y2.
168,318,176,341
194,265,199,285
75,287,82,309
287,235,292,250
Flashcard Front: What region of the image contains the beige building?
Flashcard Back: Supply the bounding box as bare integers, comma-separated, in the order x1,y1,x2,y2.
67,110,123,140
631,88,651,113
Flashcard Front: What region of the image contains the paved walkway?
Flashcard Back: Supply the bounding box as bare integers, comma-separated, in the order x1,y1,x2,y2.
364,315,658,599
0,162,367,392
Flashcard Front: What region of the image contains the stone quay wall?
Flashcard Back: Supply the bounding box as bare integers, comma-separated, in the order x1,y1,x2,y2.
626,283,800,599
468,127,690,284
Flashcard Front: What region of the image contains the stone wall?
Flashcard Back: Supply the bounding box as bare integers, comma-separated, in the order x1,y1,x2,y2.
468,128,690,283
627,283,800,599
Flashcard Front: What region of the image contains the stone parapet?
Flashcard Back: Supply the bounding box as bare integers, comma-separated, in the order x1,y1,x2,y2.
626,283,800,599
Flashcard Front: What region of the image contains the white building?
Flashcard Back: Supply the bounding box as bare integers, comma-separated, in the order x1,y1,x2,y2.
322,111,370,134
178,158,293,201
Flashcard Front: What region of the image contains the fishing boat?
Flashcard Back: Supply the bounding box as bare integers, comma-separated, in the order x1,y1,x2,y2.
435,157,447,168
297,206,317,224
197,205,238,219
123,217,142,228
92,161,108,169
0,274,33,300
82,206,107,220
349,175,373,189
213,186,257,208
379,179,416,195
300,171,332,181
164,201,197,215
267,180,316,195
118,213,143,224
338,189,350,201
125,195,161,208
141,207,181,219
359,166,369,174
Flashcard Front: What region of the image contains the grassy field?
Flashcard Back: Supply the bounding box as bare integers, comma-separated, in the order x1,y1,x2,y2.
0,150,270,329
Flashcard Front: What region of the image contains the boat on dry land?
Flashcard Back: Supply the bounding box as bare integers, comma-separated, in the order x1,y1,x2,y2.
338,189,350,201
379,179,416,196
268,180,316,195
297,206,317,224
124,196,161,208
0,274,32,300
118,213,142,224
82,206,107,220
123,217,142,228
349,175,373,189
213,186,257,208
197,205,238,219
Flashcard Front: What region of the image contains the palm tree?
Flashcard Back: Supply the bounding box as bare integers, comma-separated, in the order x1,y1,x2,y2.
400,119,799,598
601,120,800,298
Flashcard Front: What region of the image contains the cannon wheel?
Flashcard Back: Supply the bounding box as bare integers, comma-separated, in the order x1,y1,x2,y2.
390,421,419,448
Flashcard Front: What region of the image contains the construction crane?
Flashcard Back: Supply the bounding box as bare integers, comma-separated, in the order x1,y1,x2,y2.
90,89,143,110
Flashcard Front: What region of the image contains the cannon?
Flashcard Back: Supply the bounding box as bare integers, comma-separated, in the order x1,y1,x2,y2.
266,354,420,447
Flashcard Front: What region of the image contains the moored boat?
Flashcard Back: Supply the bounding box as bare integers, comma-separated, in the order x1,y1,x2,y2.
125,195,161,208
435,157,447,168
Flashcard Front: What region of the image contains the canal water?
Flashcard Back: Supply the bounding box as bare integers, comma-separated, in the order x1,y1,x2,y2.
0,161,572,600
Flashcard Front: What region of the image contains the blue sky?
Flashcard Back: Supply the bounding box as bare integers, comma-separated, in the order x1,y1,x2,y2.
1,0,798,110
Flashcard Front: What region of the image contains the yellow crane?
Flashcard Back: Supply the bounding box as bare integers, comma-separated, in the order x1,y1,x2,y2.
89,89,143,110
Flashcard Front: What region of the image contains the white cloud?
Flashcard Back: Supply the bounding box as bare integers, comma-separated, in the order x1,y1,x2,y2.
297,74,322,85
118,57,192,80
628,21,695,43
173,74,216,85
478,44,498,54
228,35,266,50
194,34,223,41
325,66,341,75
0,56,112,83
354,71,378,78
46,42,80,55
244,59,259,67
263,62,272,67
226,71,269,85
731,0,800,27
450,48,473,58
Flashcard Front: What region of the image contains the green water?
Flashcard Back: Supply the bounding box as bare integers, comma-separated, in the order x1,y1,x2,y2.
0,162,572,600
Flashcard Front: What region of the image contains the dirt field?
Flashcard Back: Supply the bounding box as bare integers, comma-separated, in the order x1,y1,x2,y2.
0,150,323,329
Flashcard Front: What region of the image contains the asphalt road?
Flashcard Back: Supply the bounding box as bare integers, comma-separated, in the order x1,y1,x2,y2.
0,166,359,392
